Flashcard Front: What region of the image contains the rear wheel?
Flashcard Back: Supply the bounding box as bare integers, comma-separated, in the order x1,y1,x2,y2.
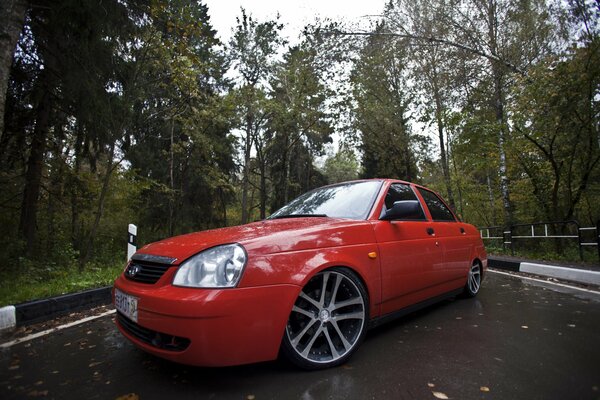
463,262,482,297
281,268,369,370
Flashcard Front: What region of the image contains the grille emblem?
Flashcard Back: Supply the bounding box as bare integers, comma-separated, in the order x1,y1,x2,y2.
126,264,141,277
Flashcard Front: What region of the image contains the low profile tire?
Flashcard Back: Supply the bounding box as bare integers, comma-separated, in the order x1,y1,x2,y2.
463,262,482,297
281,267,369,370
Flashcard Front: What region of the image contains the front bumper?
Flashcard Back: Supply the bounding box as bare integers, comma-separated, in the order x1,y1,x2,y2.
113,274,301,367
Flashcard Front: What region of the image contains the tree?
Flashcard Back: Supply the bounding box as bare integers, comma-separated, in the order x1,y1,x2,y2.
322,149,360,184
228,9,284,223
510,42,600,223
0,0,28,141
384,0,459,207
351,23,419,181
267,45,333,212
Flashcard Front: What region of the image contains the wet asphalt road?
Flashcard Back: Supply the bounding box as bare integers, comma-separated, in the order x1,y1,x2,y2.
1,271,600,400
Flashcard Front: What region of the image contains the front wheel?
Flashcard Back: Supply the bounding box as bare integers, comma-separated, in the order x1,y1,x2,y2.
463,262,482,297
281,268,369,370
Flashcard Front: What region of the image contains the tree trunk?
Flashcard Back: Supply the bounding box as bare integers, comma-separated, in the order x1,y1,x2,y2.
259,159,266,219
19,87,51,256
79,141,117,269
486,173,497,226
241,112,253,224
0,0,28,142
431,67,455,209
487,0,512,226
168,119,174,237
71,114,84,253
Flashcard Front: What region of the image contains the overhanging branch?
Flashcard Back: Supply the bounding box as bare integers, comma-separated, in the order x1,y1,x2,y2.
325,30,526,76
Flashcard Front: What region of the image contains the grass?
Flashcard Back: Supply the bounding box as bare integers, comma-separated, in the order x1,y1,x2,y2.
0,260,124,306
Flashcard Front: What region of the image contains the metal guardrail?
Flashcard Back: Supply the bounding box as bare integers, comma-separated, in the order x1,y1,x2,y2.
479,220,600,262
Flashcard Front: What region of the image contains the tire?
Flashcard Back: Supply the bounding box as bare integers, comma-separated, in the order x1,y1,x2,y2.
281,267,369,370
463,262,482,298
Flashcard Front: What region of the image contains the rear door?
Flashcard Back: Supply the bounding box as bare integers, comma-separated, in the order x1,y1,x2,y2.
415,187,472,285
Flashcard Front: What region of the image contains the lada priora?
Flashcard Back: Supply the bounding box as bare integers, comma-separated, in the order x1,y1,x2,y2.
113,179,487,369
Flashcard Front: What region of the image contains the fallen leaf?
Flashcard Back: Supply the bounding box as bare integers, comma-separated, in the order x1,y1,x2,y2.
8,365,20,371
455,317,462,320
521,326,528,329
115,394,139,400
247,395,256,400
89,362,103,368
34,380,44,386
26,389,48,397
432,391,449,399
567,324,576,328
480,386,490,392
428,383,435,388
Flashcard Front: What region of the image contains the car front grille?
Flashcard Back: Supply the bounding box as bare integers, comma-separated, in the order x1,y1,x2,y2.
124,261,171,284
117,312,190,352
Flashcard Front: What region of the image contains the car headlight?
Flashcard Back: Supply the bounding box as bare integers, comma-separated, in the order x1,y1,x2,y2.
173,244,247,288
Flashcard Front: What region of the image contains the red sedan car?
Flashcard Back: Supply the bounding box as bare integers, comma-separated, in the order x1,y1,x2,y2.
113,179,487,369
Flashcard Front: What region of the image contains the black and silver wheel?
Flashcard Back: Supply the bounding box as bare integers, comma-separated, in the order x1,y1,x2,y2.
281,268,369,370
463,262,481,297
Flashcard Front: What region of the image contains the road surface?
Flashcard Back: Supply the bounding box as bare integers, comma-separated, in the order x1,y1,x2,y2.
1,271,599,399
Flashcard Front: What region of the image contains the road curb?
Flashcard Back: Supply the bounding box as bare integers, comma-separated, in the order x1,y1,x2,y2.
488,256,600,286
0,286,112,331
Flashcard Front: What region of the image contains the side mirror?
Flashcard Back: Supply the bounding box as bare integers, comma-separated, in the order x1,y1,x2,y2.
381,200,422,221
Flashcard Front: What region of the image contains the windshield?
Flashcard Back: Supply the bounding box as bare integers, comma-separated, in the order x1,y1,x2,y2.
268,180,383,220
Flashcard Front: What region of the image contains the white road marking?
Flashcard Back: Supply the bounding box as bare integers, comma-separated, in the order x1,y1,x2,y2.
0,309,116,349
489,268,600,295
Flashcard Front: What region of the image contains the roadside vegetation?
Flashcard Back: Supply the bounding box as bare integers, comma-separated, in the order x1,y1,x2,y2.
0,0,598,305
0,260,123,306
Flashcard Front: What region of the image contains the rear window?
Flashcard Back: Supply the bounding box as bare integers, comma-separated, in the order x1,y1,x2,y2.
417,188,456,222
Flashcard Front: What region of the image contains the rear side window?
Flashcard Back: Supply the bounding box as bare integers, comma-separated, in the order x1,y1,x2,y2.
384,183,426,220
417,188,456,222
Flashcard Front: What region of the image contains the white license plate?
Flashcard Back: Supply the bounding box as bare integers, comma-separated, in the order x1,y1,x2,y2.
115,288,138,323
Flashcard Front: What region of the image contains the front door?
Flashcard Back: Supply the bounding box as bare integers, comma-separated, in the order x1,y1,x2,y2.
372,183,444,315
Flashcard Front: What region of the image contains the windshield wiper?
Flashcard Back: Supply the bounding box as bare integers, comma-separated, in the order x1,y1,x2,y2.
271,213,328,219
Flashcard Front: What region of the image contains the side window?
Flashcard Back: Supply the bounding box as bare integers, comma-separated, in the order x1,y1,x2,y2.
383,183,426,220
417,188,456,222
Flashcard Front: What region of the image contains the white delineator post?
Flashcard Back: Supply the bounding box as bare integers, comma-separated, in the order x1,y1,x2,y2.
0,305,16,331
127,224,137,261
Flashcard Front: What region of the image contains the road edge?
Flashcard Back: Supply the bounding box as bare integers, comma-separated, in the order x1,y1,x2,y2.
488,256,600,285
0,286,112,331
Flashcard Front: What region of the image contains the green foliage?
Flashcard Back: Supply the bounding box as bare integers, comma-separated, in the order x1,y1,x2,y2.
322,150,360,184
350,24,420,181
509,41,600,224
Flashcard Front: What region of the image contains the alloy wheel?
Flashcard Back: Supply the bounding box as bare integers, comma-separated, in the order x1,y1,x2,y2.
284,269,367,368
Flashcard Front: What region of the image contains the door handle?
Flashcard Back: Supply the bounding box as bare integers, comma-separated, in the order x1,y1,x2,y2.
426,227,435,236
460,227,465,234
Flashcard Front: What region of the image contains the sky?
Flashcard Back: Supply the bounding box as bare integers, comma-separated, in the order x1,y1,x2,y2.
203,0,388,44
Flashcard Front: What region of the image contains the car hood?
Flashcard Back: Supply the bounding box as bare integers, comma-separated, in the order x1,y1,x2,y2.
135,217,373,264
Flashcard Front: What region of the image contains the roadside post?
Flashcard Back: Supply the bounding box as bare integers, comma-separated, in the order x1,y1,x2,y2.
127,224,137,261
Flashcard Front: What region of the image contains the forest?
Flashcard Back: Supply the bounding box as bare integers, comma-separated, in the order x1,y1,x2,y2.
0,0,598,293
